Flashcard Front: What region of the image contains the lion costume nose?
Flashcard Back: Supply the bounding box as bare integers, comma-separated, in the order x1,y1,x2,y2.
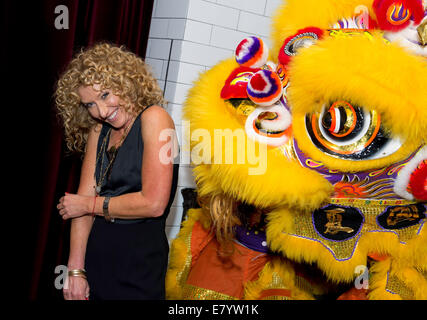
409,160,427,201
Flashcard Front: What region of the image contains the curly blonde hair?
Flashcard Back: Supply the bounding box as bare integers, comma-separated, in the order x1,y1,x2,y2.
55,42,165,153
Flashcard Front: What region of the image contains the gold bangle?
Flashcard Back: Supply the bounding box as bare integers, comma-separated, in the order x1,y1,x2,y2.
68,268,86,273
68,274,87,279
68,269,87,278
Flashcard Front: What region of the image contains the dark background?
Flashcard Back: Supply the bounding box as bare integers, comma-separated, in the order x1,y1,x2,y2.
2,0,155,300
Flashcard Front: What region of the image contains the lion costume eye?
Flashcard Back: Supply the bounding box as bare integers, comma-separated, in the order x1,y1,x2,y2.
305,101,402,160
320,101,364,139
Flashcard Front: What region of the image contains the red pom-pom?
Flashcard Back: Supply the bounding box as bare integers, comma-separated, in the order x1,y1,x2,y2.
373,0,424,32
409,160,427,201
247,70,283,106
278,27,324,66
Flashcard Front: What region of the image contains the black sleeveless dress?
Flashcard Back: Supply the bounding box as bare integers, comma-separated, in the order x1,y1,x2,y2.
85,107,179,300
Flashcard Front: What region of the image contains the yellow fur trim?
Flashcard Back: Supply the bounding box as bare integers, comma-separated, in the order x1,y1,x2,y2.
270,0,376,59
183,59,243,151
369,258,427,300
368,259,400,300
288,35,427,144
194,153,333,211
399,267,427,299
397,227,427,267
243,258,314,300
184,58,333,211
165,208,210,299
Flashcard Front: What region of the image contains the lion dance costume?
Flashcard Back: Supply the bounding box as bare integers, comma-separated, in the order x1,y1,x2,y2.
166,0,427,300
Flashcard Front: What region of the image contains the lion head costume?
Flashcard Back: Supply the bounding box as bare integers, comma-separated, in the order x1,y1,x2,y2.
166,0,427,300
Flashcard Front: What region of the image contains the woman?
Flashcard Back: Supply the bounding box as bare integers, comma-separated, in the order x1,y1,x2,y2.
55,43,179,300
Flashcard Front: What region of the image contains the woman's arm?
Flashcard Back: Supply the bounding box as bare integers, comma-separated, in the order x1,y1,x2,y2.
62,125,100,267
59,106,177,220
59,124,101,300
101,105,177,219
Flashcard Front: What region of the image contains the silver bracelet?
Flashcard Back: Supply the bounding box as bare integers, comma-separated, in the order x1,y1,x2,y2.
102,196,114,222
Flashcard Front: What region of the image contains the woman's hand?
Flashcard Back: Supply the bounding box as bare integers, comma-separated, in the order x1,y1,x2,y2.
63,276,90,300
58,193,92,220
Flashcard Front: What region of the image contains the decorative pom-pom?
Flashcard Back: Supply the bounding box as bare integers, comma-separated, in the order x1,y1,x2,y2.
409,160,427,200
373,0,424,32
247,70,283,106
235,36,269,68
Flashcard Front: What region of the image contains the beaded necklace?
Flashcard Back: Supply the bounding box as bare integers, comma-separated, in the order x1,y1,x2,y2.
94,117,135,195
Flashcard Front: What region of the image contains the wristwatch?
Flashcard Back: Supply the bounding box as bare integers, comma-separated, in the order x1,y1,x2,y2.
103,196,114,222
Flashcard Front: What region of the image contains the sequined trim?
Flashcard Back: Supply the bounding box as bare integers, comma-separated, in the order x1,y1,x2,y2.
181,284,237,300
284,198,426,261
385,273,414,299
175,221,194,291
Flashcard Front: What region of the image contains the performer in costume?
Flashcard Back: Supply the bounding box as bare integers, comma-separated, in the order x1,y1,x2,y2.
167,0,427,300
55,43,179,300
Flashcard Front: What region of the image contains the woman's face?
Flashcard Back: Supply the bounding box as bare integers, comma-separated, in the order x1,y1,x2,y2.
77,84,132,129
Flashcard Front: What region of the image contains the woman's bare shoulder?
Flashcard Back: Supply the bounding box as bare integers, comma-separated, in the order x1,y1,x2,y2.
140,105,174,129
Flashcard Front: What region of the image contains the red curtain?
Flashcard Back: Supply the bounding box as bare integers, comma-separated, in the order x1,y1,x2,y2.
4,0,155,300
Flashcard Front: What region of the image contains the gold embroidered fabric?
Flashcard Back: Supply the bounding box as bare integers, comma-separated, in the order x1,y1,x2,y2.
261,295,290,300
181,284,237,300
288,198,425,261
385,266,427,299
176,223,194,290
385,274,414,299
248,269,294,300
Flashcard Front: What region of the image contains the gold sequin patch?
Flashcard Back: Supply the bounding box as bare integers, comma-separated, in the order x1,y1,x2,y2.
287,198,425,261
181,283,237,300
385,274,414,299
253,271,292,300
